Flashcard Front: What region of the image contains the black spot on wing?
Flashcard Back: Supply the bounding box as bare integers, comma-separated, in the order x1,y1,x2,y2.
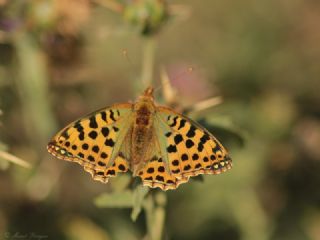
192,153,199,160
200,133,210,144
178,119,186,130
197,142,204,152
165,132,172,137
183,165,191,171
172,169,180,174
105,138,115,147
92,145,100,153
89,116,98,128
158,166,165,172
174,134,183,145
212,143,221,153
118,164,126,171
169,116,178,127
88,155,95,162
156,175,164,182
100,111,107,122
78,132,84,140
109,110,116,122
181,154,188,161
185,139,194,148
98,161,106,166
89,130,98,139
167,145,177,153
172,159,179,166
74,122,84,132
101,127,109,137
107,169,115,175
186,125,196,138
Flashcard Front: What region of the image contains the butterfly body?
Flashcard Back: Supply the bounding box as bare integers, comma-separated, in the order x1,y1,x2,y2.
131,88,156,174
47,87,232,190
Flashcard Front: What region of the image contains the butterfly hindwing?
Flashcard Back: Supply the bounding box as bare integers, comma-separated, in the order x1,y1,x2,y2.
47,103,133,183
137,155,185,191
138,106,232,190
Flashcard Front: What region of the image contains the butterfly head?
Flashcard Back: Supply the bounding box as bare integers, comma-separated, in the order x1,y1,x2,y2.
143,86,154,97
134,86,156,113
136,86,154,102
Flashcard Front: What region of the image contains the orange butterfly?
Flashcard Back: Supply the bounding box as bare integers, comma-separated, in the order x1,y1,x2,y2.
47,87,232,190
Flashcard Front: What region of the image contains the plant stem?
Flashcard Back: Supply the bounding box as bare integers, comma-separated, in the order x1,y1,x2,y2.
141,36,156,88
0,150,31,168
144,192,166,240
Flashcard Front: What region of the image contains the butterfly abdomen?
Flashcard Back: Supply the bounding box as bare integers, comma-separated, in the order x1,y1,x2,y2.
131,100,156,172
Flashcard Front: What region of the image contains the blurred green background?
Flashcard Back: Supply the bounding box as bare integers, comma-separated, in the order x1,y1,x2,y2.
1,0,320,240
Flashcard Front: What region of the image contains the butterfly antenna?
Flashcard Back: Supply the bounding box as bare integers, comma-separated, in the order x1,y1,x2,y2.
122,49,133,65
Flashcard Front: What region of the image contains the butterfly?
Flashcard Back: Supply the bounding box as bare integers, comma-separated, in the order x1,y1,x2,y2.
47,87,232,190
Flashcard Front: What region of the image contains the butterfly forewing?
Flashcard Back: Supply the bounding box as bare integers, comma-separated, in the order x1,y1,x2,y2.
47,103,133,183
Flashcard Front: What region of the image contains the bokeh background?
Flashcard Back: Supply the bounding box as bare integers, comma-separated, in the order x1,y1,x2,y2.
1,0,320,239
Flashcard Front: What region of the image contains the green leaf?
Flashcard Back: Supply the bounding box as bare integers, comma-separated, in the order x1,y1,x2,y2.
94,191,133,208
131,185,149,221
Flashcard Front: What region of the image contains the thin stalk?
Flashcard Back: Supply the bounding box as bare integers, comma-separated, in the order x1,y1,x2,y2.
141,37,156,88
144,192,166,240
0,150,31,168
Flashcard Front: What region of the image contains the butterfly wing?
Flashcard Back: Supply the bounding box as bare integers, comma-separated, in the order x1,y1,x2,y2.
47,103,133,183
137,106,232,190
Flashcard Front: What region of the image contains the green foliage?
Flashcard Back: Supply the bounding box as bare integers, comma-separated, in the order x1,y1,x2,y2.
94,185,149,222
123,0,168,35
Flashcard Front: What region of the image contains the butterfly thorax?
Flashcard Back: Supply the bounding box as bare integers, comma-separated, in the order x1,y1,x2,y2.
131,92,156,174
